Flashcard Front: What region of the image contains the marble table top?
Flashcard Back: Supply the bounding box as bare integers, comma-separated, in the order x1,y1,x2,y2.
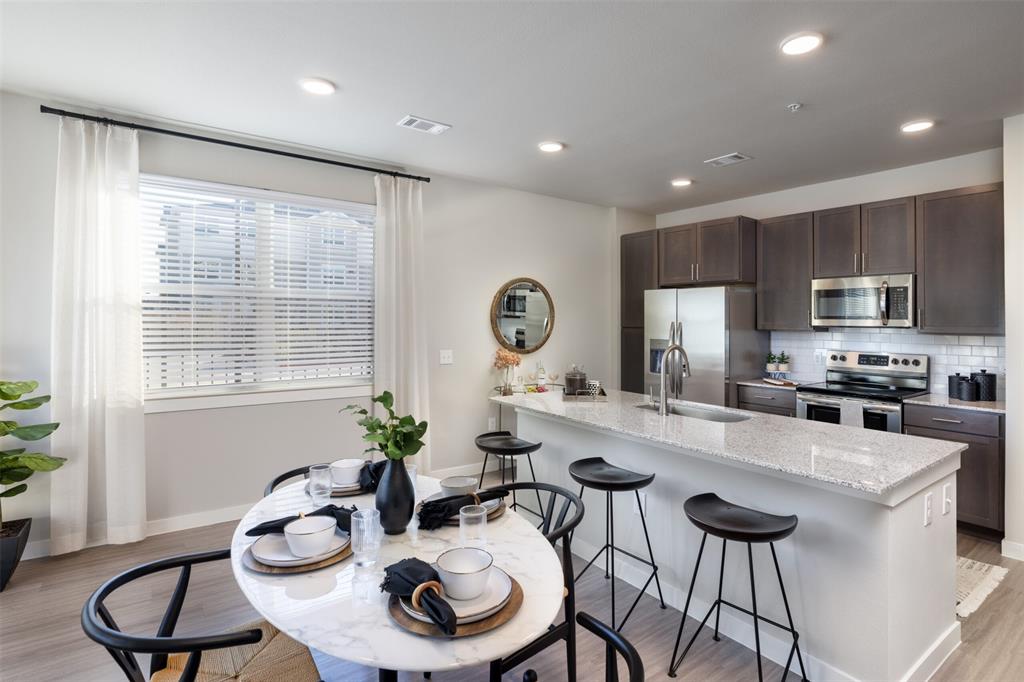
493,389,965,502
230,476,564,673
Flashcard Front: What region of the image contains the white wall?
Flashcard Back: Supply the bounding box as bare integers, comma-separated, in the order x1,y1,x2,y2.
1003,114,1024,560
0,90,615,550
419,174,612,474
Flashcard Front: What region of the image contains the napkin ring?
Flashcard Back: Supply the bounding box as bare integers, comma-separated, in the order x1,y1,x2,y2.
412,580,444,611
470,493,481,506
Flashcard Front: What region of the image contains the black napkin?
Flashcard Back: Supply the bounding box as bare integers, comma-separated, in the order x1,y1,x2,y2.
380,558,457,636
359,460,387,492
417,488,510,531
245,504,356,537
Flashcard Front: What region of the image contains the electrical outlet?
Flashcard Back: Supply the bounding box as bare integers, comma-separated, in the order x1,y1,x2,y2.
942,483,953,515
923,491,933,526
633,492,647,516
814,349,828,366
487,417,496,431
439,349,454,365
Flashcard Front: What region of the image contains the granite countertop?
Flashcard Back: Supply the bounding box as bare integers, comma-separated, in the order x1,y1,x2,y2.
904,393,1006,415
735,378,799,391
491,389,964,501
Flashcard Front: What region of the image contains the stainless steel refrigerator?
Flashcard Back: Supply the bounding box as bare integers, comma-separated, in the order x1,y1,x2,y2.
643,286,768,407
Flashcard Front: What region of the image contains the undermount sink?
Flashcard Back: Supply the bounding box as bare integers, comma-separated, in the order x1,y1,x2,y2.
636,402,751,423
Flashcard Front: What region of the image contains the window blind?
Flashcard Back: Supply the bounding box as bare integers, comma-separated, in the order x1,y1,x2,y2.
140,174,375,395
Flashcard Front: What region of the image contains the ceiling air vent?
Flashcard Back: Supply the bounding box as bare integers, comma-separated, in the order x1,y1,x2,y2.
703,152,752,168
396,115,451,135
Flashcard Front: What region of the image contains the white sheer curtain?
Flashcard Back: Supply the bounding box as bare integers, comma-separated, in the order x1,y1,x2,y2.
374,175,431,471
49,119,146,554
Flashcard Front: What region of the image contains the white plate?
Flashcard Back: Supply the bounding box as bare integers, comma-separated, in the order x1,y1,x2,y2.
251,528,349,567
401,566,513,624
305,481,363,495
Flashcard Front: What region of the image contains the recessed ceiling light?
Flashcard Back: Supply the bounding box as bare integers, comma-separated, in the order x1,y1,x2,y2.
538,141,565,153
900,119,935,134
671,178,693,187
780,32,824,55
299,77,336,95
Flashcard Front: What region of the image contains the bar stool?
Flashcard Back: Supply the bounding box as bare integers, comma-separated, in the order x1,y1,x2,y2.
568,456,666,631
668,492,808,682
474,431,543,516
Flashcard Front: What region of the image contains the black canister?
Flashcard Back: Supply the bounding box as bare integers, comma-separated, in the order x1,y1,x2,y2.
956,378,980,402
947,373,966,397
971,369,998,401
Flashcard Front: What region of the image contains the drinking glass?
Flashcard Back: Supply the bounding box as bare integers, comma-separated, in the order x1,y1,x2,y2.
459,504,488,546
351,509,384,568
308,464,332,506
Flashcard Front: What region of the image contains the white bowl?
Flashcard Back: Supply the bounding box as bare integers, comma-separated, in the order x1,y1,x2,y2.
436,547,493,600
440,475,478,497
283,515,337,558
330,458,364,486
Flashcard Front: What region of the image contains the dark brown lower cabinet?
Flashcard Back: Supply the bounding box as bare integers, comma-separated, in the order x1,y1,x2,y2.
903,415,1005,534
620,327,645,394
738,402,795,418
736,385,796,417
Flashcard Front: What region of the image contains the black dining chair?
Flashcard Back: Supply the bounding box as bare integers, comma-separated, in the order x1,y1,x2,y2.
521,611,645,682
263,465,315,497
81,548,321,682
483,482,585,682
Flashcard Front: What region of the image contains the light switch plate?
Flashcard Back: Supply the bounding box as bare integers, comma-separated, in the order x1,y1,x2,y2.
439,349,454,365
924,492,933,526
942,483,953,515
814,349,828,366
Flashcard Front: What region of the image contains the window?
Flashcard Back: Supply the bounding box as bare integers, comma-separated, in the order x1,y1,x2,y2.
140,174,374,396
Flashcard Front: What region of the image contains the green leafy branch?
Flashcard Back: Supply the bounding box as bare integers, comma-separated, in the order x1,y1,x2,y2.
0,380,64,525
342,390,427,461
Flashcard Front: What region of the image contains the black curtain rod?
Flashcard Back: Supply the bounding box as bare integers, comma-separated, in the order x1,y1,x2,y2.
39,105,431,183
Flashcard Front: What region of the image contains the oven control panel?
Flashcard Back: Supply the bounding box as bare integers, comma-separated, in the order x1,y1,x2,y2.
825,350,928,375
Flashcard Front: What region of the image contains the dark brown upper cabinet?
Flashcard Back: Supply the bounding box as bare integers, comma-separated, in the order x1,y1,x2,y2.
658,217,755,287
813,205,861,278
620,230,658,328
757,213,813,331
916,183,1004,335
861,196,915,275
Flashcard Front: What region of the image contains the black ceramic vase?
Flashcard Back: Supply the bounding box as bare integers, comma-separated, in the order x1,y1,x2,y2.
375,458,415,535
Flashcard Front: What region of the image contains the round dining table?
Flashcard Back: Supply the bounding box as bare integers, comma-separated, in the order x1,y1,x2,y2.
231,474,565,681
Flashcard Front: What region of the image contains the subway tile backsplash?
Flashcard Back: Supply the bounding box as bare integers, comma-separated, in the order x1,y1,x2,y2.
770,329,1006,399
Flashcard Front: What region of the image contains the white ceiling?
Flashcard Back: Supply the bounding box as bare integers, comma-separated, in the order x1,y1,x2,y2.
2,2,1022,214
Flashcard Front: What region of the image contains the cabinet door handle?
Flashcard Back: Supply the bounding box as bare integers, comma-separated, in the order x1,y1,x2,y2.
696,263,700,281
853,252,859,273
861,252,866,273
932,417,964,424
918,307,923,327
752,395,776,400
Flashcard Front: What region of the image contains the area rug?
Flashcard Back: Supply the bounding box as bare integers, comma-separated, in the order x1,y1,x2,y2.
956,556,1009,618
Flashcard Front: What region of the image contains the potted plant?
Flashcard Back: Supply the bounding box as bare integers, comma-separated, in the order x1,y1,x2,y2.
777,351,791,373
765,352,779,373
1,380,63,591
493,348,521,396
343,391,427,535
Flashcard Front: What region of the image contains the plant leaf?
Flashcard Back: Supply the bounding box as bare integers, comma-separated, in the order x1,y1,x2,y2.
400,440,424,458
374,391,394,410
0,421,17,437
0,466,33,484
0,448,27,459
340,404,367,415
0,483,28,497
14,453,67,472
1,395,50,410
0,381,39,401
8,422,60,441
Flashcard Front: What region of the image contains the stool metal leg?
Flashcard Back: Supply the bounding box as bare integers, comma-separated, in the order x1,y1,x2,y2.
748,542,764,682
668,532,707,677
770,543,809,682
526,453,544,515
604,492,611,579
713,538,726,641
477,452,489,489
635,490,666,610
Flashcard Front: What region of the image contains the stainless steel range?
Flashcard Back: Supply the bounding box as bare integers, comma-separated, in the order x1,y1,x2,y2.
796,350,929,433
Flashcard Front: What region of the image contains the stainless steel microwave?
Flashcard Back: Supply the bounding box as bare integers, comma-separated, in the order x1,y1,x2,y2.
811,274,914,328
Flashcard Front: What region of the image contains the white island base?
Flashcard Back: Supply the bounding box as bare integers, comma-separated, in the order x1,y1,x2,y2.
508,405,961,682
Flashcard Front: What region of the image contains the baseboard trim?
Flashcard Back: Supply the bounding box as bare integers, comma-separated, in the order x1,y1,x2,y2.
899,621,961,682
569,535,857,682
1001,538,1024,561
22,501,256,561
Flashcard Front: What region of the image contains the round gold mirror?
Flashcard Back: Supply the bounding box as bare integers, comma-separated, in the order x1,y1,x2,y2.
490,278,554,354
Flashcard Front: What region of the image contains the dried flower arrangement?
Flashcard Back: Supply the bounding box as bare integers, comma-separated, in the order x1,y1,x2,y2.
493,348,521,395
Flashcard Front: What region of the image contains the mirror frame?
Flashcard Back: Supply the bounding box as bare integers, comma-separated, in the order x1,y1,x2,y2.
489,277,555,354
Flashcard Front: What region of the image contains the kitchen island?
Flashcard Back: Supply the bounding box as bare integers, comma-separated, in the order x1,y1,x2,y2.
492,389,965,682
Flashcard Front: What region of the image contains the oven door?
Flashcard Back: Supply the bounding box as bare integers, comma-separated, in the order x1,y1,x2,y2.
811,274,913,328
796,394,902,433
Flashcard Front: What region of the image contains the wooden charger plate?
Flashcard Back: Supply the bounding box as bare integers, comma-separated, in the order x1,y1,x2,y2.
242,542,352,575
387,575,523,639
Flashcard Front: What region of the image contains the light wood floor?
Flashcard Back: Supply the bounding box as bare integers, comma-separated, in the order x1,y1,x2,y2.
0,524,1020,681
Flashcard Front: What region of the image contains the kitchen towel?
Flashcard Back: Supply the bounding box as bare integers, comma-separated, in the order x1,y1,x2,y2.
839,399,864,428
